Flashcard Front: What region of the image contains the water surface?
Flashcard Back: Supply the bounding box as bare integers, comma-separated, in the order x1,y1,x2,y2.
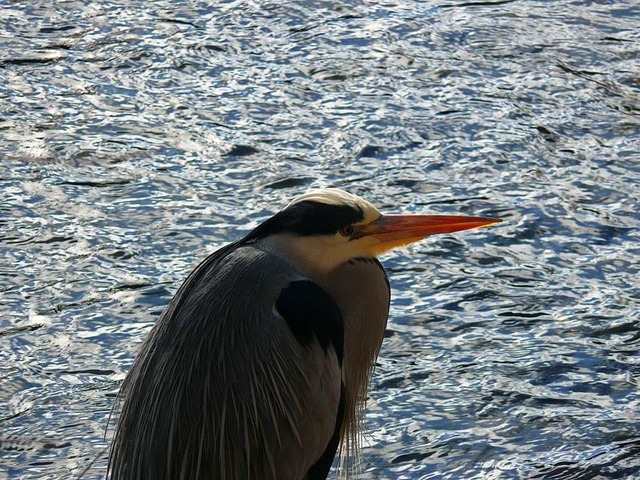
1,0,639,478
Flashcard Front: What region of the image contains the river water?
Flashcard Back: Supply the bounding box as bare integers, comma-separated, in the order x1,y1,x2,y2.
1,1,639,479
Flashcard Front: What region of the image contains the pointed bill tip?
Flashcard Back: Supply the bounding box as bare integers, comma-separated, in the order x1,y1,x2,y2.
379,214,502,236
461,216,503,229
360,213,502,255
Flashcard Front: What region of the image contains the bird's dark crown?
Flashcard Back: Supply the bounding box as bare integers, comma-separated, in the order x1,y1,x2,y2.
246,201,365,240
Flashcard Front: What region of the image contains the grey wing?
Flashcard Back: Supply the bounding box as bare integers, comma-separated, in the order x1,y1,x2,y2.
108,246,345,480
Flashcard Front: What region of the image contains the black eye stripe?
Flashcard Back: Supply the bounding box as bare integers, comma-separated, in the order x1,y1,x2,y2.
247,201,364,239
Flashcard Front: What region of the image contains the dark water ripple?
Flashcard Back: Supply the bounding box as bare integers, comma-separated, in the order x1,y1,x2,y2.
1,0,639,478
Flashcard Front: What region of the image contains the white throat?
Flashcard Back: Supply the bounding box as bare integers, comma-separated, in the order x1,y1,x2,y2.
256,234,360,280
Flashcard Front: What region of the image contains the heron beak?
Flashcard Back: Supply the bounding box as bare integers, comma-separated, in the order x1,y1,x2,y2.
359,214,502,255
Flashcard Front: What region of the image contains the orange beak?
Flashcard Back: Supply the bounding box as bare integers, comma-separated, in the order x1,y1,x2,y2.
358,214,501,255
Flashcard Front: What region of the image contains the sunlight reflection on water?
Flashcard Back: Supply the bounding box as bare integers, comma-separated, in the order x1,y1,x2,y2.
1,0,639,478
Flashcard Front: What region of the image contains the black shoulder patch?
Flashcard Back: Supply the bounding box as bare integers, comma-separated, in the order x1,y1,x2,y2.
275,280,344,365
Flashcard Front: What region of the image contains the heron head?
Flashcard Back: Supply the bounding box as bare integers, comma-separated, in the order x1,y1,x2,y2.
248,188,500,276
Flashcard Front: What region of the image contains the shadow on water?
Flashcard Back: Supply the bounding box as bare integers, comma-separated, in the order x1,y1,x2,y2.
1,0,639,478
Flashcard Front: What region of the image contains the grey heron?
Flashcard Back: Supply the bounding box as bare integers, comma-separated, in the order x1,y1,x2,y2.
107,188,500,480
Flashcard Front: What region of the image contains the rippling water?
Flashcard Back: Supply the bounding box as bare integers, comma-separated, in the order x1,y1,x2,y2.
2,1,639,478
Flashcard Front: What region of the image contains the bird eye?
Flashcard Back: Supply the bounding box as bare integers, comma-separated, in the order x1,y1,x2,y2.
339,225,355,237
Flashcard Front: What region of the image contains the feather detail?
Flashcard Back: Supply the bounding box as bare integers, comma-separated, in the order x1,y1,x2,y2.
319,257,391,477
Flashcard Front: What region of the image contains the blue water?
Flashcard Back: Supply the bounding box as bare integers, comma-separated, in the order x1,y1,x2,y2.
1,0,639,478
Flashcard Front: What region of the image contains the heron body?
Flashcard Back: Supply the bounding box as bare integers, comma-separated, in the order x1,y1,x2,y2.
108,189,499,480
